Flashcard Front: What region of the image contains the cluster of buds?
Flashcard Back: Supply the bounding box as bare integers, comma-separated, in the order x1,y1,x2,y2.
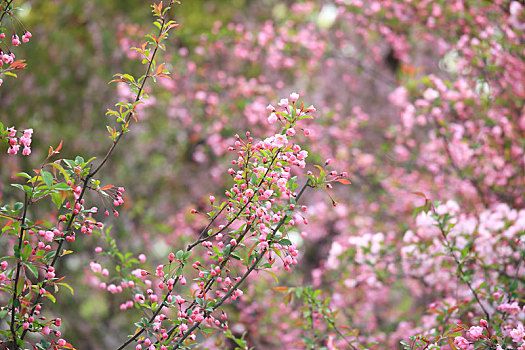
0,22,32,85
0,50,14,65
103,186,125,217
5,127,32,155
0,31,31,66
11,31,32,45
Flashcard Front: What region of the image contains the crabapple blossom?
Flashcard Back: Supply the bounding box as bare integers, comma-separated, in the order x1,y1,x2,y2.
267,112,278,124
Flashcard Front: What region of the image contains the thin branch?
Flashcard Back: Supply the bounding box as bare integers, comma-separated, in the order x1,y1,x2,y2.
433,208,491,322
18,4,172,342
187,149,281,250
9,192,27,350
117,150,282,349
0,0,14,24
169,180,311,349
326,319,357,350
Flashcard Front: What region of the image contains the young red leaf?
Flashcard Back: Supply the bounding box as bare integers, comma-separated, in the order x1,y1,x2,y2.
336,178,351,185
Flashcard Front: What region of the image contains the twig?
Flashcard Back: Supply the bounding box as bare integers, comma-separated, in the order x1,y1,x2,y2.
18,3,173,343
168,180,311,349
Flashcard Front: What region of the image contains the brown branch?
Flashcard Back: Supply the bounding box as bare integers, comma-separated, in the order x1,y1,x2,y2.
168,180,311,349
18,4,173,343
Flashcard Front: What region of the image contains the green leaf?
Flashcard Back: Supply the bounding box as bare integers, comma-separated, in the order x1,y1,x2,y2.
49,163,70,181
15,277,24,295
230,252,241,260
509,280,518,292
44,251,56,261
56,282,74,295
13,245,20,259
22,244,32,260
53,182,71,191
11,184,31,193
41,171,53,188
42,291,56,303
38,340,51,349
183,251,191,260
51,192,65,209
264,269,279,283
279,239,292,246
13,172,31,180
23,262,38,278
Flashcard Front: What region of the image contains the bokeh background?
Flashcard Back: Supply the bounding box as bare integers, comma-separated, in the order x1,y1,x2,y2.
1,0,524,348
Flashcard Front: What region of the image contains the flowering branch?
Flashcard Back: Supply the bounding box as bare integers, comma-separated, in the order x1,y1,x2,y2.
170,179,312,349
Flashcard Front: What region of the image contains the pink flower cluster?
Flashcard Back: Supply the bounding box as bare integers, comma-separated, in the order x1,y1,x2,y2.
6,127,33,155
0,51,14,65
0,31,31,67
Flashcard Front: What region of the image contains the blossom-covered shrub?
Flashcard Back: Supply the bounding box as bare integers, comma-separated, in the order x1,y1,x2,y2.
1,0,524,349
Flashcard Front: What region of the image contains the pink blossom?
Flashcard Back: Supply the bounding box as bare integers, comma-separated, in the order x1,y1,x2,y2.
267,112,278,124
297,150,308,160
41,326,51,335
90,262,101,273
389,86,408,107
499,301,521,315
44,230,54,242
511,324,525,343
12,35,20,46
467,326,483,340
423,88,439,101
289,92,299,102
20,131,32,144
454,336,472,350
7,145,19,155
510,1,523,16
273,134,288,148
